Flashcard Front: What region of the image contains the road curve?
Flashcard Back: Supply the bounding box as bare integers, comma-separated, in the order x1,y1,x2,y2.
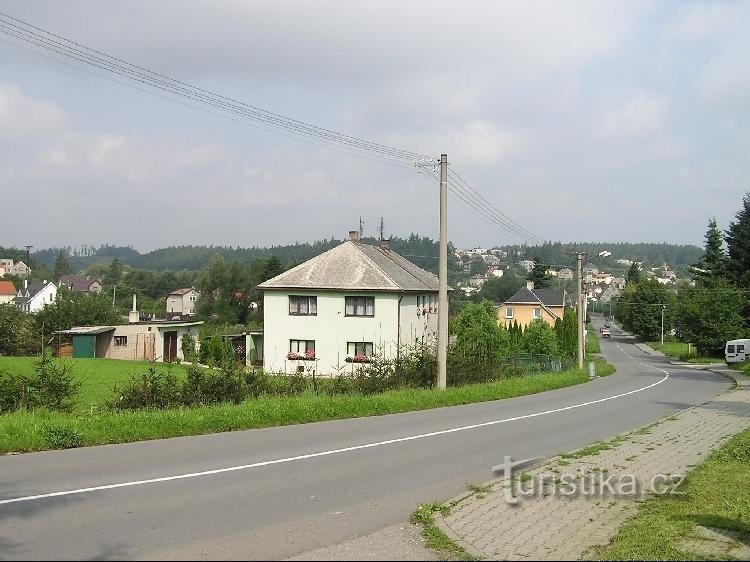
0,322,728,560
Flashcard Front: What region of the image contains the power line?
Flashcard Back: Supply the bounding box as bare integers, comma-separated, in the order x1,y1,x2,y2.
0,10,543,245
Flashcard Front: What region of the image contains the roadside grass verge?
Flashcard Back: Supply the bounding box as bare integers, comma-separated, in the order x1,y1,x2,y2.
586,329,601,354
0,367,608,454
730,361,750,377
646,341,724,364
591,427,750,560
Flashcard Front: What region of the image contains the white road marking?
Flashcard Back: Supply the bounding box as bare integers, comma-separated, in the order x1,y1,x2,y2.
0,369,670,506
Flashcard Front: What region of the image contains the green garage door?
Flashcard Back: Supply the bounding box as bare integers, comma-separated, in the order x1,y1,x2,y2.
72,335,96,358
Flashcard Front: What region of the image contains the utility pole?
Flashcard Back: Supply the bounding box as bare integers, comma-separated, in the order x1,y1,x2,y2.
437,154,448,390
576,252,587,370
661,305,666,347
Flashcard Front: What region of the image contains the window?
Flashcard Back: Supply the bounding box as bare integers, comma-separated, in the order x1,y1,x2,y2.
505,307,514,319
345,296,374,317
114,336,127,346
738,344,745,353
189,295,197,302
727,345,735,353
289,295,317,315
534,308,542,319
289,339,315,353
347,342,374,357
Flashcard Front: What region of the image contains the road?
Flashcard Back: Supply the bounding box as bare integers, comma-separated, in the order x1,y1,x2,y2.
0,322,729,560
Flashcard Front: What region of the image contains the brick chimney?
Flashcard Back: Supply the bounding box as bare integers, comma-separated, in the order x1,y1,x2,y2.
348,230,360,242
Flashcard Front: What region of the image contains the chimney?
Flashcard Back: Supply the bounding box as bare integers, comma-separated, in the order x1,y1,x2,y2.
526,280,534,290
128,294,139,323
348,230,360,242
24,279,28,290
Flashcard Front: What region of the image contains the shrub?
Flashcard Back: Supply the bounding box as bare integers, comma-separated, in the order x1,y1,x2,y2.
34,349,81,412
42,424,83,449
112,362,181,409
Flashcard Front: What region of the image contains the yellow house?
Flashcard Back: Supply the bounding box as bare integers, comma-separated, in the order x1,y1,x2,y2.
499,282,566,328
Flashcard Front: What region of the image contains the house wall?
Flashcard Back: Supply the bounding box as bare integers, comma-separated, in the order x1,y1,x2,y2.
28,283,57,313
103,323,199,362
263,290,408,375
398,293,439,351
499,304,564,328
0,294,14,304
89,281,103,294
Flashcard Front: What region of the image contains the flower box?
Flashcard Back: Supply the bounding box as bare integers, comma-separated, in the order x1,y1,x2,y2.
345,354,371,363
287,352,316,361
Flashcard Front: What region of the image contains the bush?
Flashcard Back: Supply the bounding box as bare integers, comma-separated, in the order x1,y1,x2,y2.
112,362,181,409
43,424,83,449
0,349,80,413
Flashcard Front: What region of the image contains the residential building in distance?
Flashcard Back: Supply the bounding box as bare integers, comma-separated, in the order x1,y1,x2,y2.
166,287,200,320
499,281,566,328
518,259,535,272
258,231,448,375
0,280,16,304
14,279,57,313
59,274,103,294
469,274,488,288
557,267,574,280
0,259,32,278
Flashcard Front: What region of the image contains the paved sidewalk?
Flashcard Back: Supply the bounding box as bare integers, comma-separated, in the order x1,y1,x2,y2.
435,368,750,560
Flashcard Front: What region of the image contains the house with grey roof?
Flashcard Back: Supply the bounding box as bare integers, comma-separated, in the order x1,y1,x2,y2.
257,231,448,375
499,281,566,328
14,279,57,313
59,274,103,294
166,287,200,320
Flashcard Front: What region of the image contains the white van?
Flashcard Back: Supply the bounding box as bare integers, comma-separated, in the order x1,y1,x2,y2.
725,339,750,364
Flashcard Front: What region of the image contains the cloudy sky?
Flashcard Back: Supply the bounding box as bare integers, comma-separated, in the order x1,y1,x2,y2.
0,0,748,251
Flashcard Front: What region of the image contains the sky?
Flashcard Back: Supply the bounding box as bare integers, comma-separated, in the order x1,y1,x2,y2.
0,0,748,251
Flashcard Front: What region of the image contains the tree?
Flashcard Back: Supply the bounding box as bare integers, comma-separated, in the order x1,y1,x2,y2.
527,258,552,289
692,218,727,283
477,272,524,303
450,300,509,364
104,257,124,286
627,279,676,341
261,257,284,283
725,193,750,288
53,251,71,281
555,307,578,359
469,259,487,277
521,319,558,357
0,303,36,355
677,278,746,355
34,289,123,341
626,262,642,285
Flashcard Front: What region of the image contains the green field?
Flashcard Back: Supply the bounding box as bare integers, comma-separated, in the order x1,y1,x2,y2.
0,357,187,413
592,427,750,560
0,356,613,453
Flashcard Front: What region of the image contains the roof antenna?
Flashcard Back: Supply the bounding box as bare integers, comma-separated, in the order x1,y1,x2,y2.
379,217,385,242
359,216,365,240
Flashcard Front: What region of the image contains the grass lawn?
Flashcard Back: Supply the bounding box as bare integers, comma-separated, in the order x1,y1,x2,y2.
0,363,612,454
730,361,750,377
0,357,187,413
647,341,724,364
591,427,750,560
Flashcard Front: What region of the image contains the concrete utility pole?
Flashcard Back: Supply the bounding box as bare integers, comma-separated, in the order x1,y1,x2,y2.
576,252,587,370
437,154,448,390
661,305,666,347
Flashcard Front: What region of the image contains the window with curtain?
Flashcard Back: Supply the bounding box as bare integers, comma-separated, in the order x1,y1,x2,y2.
289,339,315,353
347,342,374,356
289,295,317,315
345,296,374,317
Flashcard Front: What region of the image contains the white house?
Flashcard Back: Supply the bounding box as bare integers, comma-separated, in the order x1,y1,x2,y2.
258,232,445,375
0,259,32,278
166,287,200,320
519,259,535,272
14,279,57,313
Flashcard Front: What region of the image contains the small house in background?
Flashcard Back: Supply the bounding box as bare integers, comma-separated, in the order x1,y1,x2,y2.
518,259,535,272
499,281,566,328
14,279,57,313
166,287,200,320
557,267,574,280
469,274,488,288
0,280,16,304
0,259,31,278
59,274,103,294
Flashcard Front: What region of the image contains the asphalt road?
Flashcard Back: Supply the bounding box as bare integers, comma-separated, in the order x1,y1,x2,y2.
0,321,729,560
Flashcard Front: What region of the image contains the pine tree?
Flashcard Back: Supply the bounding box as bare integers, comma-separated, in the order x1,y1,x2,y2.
693,218,727,283
626,262,641,285
527,258,552,288
53,251,71,281
725,193,750,288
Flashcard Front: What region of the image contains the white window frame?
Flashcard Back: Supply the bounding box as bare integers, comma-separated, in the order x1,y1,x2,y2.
347,342,374,357
289,339,315,353
114,335,128,346
505,306,514,319
534,307,542,319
